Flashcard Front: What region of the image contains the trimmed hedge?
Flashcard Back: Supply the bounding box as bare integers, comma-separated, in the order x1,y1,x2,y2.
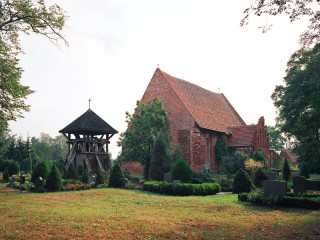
143,181,221,196
238,191,320,210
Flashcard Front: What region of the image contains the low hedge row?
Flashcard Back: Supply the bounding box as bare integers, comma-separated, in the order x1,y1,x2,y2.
143,181,221,196
238,191,320,210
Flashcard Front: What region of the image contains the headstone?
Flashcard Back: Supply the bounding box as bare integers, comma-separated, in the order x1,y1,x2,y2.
306,179,320,191
291,172,299,181
263,180,287,198
88,175,96,184
207,178,215,183
173,180,181,184
293,176,306,196
122,178,128,186
164,172,172,183
35,177,45,192
265,171,277,181
131,177,139,183
20,176,26,185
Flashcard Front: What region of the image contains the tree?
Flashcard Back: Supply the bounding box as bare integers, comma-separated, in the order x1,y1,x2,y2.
118,98,172,179
0,0,68,135
172,159,192,183
241,0,320,47
282,158,291,181
272,44,320,172
149,133,171,181
172,145,183,163
215,138,229,168
31,160,50,183
108,163,124,188
46,165,62,191
232,169,254,194
299,161,310,179
0,40,33,136
267,126,287,152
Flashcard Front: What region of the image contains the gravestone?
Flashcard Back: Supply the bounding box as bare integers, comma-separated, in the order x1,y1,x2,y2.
291,172,299,181
35,177,45,192
263,180,287,197
164,172,172,183
265,171,277,181
173,180,181,184
306,179,320,191
88,175,96,184
293,176,306,196
131,177,139,184
20,175,26,185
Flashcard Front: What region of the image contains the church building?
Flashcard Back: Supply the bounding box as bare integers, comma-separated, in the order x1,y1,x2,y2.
140,68,275,172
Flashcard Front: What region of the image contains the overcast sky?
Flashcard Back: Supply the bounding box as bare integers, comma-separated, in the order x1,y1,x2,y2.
9,1,307,157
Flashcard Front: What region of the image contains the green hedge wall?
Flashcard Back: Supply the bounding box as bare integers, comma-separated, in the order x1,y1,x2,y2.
238,191,320,210
143,181,221,196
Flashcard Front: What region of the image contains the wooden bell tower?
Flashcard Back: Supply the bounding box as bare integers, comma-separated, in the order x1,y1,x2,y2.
59,107,118,173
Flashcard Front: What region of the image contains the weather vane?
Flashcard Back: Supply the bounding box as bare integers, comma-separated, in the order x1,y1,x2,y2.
89,98,91,109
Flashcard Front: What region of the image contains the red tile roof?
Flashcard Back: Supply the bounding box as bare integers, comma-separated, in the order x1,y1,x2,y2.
158,68,246,133
227,125,256,147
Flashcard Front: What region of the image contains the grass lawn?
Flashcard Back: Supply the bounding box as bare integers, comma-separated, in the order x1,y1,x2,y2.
0,184,319,240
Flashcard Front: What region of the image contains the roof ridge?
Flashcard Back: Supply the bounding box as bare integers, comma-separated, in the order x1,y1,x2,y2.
157,68,198,125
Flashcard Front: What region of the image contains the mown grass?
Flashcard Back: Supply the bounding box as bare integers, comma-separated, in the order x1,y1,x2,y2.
0,184,319,240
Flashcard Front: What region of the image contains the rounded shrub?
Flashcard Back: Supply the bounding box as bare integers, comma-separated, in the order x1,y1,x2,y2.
299,162,310,179
31,161,50,183
232,168,254,194
172,160,192,183
0,160,19,176
108,163,124,188
253,168,269,188
46,165,62,192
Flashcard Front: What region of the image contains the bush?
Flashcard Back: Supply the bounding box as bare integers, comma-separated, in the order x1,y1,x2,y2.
95,170,104,186
232,168,254,194
65,164,78,180
239,190,320,210
46,165,62,192
282,158,291,181
31,161,50,183
108,163,124,188
253,168,269,188
172,160,192,183
191,171,208,183
143,181,220,196
0,159,19,175
299,162,310,179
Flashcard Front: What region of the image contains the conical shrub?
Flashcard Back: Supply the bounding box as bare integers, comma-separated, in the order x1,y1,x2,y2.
46,165,62,191
31,161,50,183
232,168,254,194
108,164,124,188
